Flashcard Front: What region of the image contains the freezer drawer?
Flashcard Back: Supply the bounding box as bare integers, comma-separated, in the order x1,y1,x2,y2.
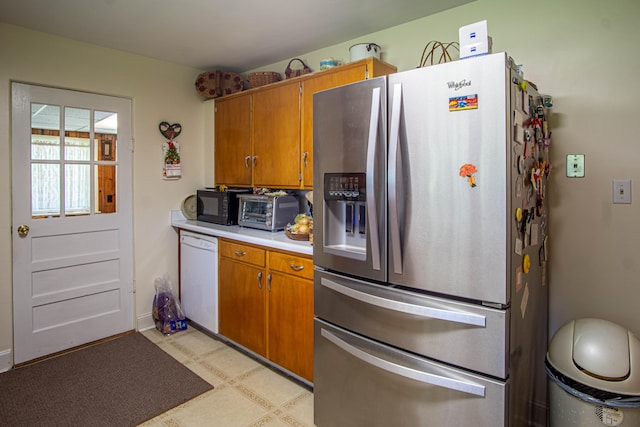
315,269,509,378
314,319,508,427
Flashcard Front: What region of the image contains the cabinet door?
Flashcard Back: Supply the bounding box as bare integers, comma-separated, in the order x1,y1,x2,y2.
219,257,266,355
301,64,368,188
252,81,301,188
268,271,314,381
215,94,251,186
268,272,313,381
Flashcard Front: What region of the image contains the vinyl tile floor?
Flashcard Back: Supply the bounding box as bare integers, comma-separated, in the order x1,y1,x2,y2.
139,327,315,427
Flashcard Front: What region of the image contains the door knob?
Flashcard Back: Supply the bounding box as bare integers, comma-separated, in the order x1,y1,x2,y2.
17,224,29,237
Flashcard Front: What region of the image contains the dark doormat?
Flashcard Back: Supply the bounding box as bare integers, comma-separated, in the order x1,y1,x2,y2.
0,332,213,426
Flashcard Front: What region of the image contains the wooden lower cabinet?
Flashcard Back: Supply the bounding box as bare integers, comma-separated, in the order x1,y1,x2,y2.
218,238,314,381
267,251,314,381
218,257,266,356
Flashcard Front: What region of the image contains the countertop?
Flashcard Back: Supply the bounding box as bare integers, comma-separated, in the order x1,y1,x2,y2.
171,211,313,256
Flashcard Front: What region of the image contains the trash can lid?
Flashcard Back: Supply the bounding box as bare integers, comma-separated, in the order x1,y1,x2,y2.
547,318,640,395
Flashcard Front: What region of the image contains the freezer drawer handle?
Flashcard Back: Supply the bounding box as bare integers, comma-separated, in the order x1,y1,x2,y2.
320,277,486,327
321,328,485,397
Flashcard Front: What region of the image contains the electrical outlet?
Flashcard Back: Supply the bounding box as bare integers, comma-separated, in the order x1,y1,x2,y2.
613,179,631,204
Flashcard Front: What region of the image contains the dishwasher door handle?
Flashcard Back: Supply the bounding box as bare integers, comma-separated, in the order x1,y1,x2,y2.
181,235,216,251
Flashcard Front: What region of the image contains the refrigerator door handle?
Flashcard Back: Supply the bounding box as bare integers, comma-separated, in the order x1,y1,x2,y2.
320,277,486,327
366,87,382,271
388,83,403,274
321,328,486,397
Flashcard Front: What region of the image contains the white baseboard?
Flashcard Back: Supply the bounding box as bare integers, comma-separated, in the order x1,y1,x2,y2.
136,311,156,331
0,348,13,372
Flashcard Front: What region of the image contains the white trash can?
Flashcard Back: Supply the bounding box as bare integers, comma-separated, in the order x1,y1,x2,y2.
546,318,640,426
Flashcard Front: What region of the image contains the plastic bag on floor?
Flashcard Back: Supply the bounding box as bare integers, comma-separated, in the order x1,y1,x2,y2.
152,274,187,335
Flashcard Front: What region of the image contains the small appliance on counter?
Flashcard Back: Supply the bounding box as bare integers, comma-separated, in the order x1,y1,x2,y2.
196,188,249,225
238,194,298,231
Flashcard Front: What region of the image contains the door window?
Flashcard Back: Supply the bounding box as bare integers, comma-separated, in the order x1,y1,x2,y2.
30,104,118,218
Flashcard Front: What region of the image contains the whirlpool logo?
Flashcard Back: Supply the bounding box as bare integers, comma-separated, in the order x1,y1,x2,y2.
447,79,471,91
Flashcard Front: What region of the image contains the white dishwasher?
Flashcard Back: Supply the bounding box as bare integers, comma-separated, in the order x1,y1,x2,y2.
179,230,218,333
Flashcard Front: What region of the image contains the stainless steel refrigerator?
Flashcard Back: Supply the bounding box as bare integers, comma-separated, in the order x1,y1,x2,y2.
313,52,551,426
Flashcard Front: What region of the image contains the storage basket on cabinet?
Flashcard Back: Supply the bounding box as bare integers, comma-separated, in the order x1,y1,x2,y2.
248,71,281,88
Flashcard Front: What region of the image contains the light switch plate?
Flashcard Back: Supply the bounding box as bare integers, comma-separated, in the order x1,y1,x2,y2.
566,154,585,178
613,179,631,204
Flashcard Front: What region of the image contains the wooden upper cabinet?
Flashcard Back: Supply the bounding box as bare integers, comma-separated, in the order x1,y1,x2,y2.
214,94,252,186
213,58,396,189
300,58,397,188
252,81,301,188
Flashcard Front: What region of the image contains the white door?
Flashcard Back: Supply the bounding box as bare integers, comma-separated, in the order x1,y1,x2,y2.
11,83,134,364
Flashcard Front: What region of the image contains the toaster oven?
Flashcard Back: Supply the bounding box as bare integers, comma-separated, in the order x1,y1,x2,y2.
238,194,298,231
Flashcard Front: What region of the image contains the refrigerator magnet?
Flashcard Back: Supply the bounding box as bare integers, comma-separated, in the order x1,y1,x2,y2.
531,223,540,246
514,124,524,144
515,238,523,256
515,176,523,198
459,163,478,187
449,94,478,111
517,155,524,175
515,89,523,111
515,266,523,293
520,283,530,319
522,92,530,115
522,254,531,274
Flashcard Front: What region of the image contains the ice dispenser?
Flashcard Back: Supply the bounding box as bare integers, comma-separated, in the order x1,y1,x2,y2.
322,173,367,260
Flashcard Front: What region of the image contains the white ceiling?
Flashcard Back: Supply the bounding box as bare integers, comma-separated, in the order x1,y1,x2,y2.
2,0,472,72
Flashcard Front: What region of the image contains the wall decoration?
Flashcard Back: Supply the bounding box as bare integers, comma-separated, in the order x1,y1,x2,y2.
159,122,182,179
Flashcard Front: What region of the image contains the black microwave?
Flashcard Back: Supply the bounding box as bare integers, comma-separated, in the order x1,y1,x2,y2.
196,188,249,225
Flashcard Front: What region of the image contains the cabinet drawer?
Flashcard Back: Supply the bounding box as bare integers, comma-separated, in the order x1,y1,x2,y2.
220,240,266,267
269,251,313,280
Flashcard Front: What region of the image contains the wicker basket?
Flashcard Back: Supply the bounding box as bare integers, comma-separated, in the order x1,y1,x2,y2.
248,71,282,88
285,229,310,241
285,58,312,79
418,41,459,67
195,71,244,99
